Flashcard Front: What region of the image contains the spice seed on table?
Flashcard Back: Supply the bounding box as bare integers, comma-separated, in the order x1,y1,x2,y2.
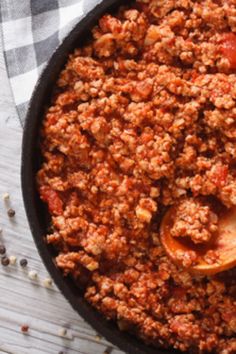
9,255,17,265
42,277,53,288
58,327,67,337
0,244,6,255
20,324,29,333
1,256,10,266
19,258,28,267
7,208,15,218
28,270,38,280
2,192,10,201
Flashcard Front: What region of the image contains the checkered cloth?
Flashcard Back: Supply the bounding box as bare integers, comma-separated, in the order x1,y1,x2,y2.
0,0,101,125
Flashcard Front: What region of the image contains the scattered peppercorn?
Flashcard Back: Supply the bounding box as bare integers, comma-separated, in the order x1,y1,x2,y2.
95,335,101,341
1,256,10,266
58,351,64,354
20,258,28,267
58,327,67,337
0,244,6,255
0,228,3,234
28,270,38,280
7,208,15,218
42,277,53,288
2,193,10,201
9,255,17,265
21,324,29,333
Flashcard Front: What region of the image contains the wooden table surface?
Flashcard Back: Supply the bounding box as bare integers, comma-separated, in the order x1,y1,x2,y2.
0,37,124,354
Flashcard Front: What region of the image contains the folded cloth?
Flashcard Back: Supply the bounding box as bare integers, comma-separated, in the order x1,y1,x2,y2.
0,0,101,125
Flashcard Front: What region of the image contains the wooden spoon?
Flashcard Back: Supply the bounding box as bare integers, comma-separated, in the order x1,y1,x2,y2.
160,205,236,275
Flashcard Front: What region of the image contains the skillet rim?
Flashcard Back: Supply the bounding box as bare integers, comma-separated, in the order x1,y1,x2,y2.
21,1,181,353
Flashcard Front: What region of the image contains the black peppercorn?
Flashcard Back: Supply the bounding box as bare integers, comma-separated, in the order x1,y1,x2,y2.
7,208,15,218
1,256,10,266
20,258,28,268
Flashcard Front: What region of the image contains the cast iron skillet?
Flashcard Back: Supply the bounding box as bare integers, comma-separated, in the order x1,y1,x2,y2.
21,1,181,353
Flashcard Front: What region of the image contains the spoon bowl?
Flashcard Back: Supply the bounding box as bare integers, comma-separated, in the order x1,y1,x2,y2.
160,205,236,275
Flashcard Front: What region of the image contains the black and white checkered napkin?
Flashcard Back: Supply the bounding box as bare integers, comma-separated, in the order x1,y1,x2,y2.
0,0,101,125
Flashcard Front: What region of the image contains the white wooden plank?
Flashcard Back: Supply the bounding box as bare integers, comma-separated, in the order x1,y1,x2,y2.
0,34,124,354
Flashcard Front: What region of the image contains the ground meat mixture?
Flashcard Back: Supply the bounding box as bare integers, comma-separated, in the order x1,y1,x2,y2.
37,1,236,353
170,199,218,244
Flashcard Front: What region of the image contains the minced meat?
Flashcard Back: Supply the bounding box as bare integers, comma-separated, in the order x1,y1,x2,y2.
37,1,236,353
170,199,218,244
